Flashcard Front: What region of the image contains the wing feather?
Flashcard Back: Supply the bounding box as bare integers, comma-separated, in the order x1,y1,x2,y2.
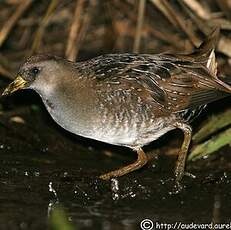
82,53,230,115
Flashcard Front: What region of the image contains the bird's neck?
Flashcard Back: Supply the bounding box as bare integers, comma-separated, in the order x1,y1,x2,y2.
37,78,98,137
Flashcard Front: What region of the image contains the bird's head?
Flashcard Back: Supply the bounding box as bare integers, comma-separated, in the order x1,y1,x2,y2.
2,54,65,96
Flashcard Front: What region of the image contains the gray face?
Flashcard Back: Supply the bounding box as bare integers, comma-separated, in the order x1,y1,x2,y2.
18,58,61,93
18,63,41,84
1,55,64,97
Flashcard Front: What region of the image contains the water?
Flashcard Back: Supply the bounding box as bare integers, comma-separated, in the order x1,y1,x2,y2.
0,106,231,229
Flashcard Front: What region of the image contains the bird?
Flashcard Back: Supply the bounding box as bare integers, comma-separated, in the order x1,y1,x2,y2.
2,28,231,184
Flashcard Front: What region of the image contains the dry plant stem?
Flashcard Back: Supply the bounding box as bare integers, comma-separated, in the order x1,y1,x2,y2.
0,0,32,48
0,64,14,80
218,37,231,58
30,0,59,54
182,0,211,20
149,28,192,51
149,0,178,27
114,0,190,51
133,0,146,53
216,0,231,20
162,0,201,47
73,0,96,60
181,0,231,31
209,18,231,30
151,0,201,46
65,0,85,62
179,0,231,54
178,0,211,36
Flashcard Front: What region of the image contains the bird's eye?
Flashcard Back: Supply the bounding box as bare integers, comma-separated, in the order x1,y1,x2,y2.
30,67,40,77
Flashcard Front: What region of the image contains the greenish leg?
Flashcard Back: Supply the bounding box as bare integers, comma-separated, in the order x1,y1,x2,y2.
99,147,148,180
174,122,192,183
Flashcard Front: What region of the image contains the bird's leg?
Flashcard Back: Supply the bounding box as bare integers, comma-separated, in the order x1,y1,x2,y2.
99,147,148,180
174,122,192,184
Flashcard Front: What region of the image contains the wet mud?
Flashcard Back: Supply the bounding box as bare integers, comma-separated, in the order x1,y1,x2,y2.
0,92,231,229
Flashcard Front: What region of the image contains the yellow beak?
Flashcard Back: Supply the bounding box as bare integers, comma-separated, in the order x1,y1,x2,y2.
2,75,27,96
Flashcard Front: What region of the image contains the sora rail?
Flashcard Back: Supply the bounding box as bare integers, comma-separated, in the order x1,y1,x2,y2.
2,29,231,183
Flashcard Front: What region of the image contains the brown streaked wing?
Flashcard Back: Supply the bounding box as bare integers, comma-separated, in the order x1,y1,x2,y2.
92,54,169,109
159,60,230,112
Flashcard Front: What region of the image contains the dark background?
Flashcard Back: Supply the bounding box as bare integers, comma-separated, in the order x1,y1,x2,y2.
0,0,231,229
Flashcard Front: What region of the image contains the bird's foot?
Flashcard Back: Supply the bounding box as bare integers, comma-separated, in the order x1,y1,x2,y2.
172,171,196,194
99,147,148,180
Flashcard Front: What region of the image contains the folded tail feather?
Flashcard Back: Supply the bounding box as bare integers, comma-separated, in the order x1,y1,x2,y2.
164,28,231,112
190,28,220,77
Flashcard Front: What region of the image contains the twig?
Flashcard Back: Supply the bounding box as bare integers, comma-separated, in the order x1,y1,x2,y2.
149,0,178,27
0,0,33,48
72,0,96,61
182,0,211,20
114,0,189,51
148,27,192,51
65,0,85,62
178,0,211,36
216,0,231,20
133,0,146,53
162,0,201,46
217,36,231,58
150,0,201,47
30,0,59,55
208,18,231,31
0,64,14,80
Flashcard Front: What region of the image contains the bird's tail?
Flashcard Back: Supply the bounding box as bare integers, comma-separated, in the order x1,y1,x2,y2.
191,28,220,77
191,28,231,94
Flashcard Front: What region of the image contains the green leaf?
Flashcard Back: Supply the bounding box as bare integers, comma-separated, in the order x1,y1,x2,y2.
193,109,231,143
188,127,231,161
